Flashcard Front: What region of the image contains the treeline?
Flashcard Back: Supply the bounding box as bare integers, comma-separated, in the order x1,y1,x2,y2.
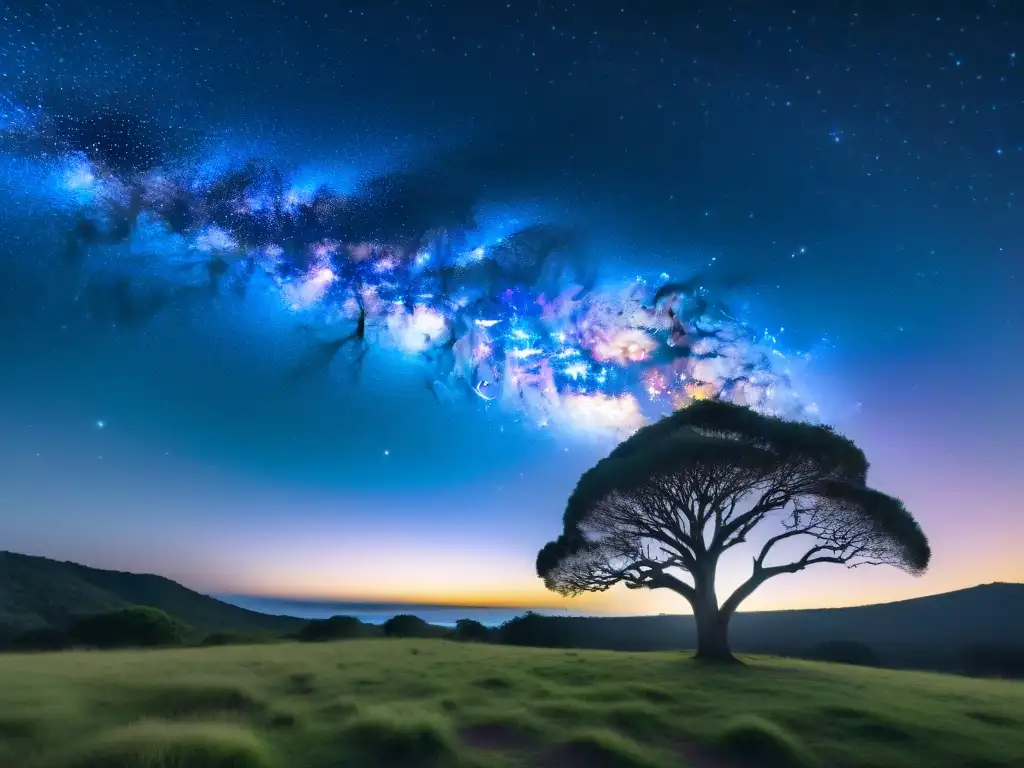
7,607,1024,680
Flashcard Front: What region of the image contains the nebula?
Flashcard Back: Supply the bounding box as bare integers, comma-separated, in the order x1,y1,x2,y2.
0,100,813,439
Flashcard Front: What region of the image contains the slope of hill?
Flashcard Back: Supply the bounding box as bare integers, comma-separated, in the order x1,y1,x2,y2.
511,582,1024,671
0,551,304,640
3,550,1022,674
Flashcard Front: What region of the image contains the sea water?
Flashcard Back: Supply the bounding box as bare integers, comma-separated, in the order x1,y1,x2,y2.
218,595,580,628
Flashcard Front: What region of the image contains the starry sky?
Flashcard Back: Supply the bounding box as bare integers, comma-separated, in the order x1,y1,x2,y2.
0,1,1021,615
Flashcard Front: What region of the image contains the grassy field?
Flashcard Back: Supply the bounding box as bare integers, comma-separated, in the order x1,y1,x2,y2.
0,640,1022,768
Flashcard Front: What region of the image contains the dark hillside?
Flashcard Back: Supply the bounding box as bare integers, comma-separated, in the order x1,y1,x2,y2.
503,582,1024,673
0,552,303,639
0,551,125,635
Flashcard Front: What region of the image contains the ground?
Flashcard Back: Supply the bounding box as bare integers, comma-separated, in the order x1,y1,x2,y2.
0,640,1021,768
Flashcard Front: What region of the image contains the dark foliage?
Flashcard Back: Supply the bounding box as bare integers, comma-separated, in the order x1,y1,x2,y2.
10,626,73,652
450,618,492,642
382,614,432,638
961,643,1024,678
537,401,931,662
804,640,880,667
0,551,305,636
498,612,572,648
68,606,190,649
199,630,278,647
297,615,370,642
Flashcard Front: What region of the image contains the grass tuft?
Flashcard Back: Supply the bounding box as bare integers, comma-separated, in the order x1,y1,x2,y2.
339,705,460,764
284,672,316,695
474,675,515,691
44,720,274,768
965,710,1019,728
119,681,267,719
600,701,677,740
624,683,676,704
716,714,818,767
0,714,43,740
555,728,668,768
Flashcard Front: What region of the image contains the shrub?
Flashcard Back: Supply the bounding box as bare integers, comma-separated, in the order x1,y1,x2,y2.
46,720,272,768
200,630,275,647
498,612,570,648
297,615,367,642
961,643,1024,678
68,606,189,649
383,614,431,638
451,618,491,642
11,627,72,651
805,640,880,667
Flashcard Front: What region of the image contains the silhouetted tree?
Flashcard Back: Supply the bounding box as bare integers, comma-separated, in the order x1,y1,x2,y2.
297,615,368,642
10,627,72,652
451,618,491,642
498,612,571,648
200,630,277,647
68,606,189,649
961,643,1024,678
383,614,431,638
536,401,931,663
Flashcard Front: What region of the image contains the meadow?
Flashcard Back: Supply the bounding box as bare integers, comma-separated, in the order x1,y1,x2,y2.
1,639,1022,768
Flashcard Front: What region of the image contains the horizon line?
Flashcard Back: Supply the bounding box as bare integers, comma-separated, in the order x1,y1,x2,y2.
215,593,586,612
217,580,1022,615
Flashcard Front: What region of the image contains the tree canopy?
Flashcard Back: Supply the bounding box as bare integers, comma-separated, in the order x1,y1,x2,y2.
68,606,190,649
536,400,931,661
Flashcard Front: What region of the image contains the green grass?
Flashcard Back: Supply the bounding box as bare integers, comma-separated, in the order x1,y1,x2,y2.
42,720,274,768
0,641,1021,768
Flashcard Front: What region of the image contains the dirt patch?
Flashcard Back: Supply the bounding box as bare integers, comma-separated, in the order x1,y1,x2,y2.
459,724,534,751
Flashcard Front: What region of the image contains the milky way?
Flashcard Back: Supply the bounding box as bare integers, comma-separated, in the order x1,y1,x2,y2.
1,100,814,439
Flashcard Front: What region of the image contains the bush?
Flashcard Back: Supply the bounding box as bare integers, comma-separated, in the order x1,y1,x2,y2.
961,643,1024,678
68,606,189,649
498,612,570,648
200,630,276,647
383,614,431,638
297,615,368,642
805,640,880,667
11,627,72,651
451,618,491,642
47,720,272,768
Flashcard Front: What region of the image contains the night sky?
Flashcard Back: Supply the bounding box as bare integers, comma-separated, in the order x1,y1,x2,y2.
0,1,1020,615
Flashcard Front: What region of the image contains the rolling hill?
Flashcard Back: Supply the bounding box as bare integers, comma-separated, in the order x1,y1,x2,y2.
2,550,1022,674
0,551,304,640
498,582,1024,672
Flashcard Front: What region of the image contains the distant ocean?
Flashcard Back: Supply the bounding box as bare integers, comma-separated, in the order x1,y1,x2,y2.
218,595,588,628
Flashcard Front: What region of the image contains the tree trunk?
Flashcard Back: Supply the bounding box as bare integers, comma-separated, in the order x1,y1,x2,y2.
693,592,737,663
694,606,735,662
